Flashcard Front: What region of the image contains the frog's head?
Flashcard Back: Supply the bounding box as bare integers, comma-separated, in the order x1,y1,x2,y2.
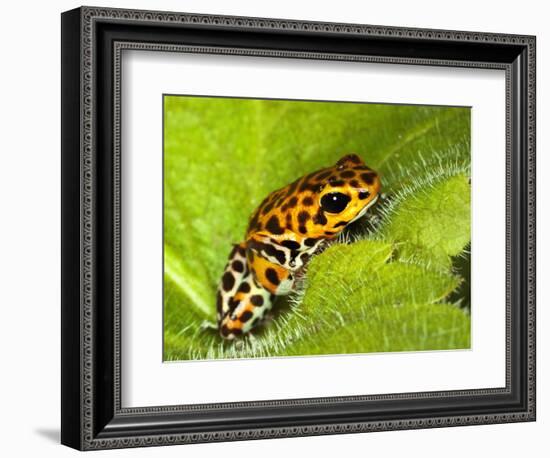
311,154,381,237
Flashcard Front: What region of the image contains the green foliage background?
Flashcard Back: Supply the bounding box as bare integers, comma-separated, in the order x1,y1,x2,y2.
164,95,471,360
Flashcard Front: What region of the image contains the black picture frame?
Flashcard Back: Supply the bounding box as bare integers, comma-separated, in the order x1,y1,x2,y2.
61,6,536,450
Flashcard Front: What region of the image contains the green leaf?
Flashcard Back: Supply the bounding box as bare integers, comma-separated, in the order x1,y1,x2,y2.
301,241,459,316
163,96,471,360
282,241,465,356
286,302,471,355
380,174,471,271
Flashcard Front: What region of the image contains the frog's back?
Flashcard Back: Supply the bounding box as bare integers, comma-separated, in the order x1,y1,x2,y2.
245,168,329,239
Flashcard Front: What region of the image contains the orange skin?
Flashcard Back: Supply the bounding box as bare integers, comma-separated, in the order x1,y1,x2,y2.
217,154,381,339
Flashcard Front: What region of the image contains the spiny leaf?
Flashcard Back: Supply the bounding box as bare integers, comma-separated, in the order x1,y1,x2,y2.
286,302,470,355
289,241,463,354
380,174,471,271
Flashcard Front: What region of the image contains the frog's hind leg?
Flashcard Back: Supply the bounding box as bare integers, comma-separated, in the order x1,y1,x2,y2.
217,244,274,339
219,249,295,339
218,275,274,339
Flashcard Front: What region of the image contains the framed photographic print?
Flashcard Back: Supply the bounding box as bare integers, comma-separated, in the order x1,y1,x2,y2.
61,6,536,450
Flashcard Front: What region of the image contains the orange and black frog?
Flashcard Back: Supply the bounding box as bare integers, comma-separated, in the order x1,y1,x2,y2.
217,154,381,339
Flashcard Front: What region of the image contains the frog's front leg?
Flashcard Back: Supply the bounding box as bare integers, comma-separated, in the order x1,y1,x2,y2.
246,248,296,296
217,245,293,339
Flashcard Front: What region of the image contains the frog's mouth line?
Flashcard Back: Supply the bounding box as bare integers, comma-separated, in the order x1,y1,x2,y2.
349,194,379,224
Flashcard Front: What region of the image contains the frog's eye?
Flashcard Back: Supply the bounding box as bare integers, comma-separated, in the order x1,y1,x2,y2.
320,192,351,214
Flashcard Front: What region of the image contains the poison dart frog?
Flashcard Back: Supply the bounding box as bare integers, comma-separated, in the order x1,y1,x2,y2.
217,154,381,339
